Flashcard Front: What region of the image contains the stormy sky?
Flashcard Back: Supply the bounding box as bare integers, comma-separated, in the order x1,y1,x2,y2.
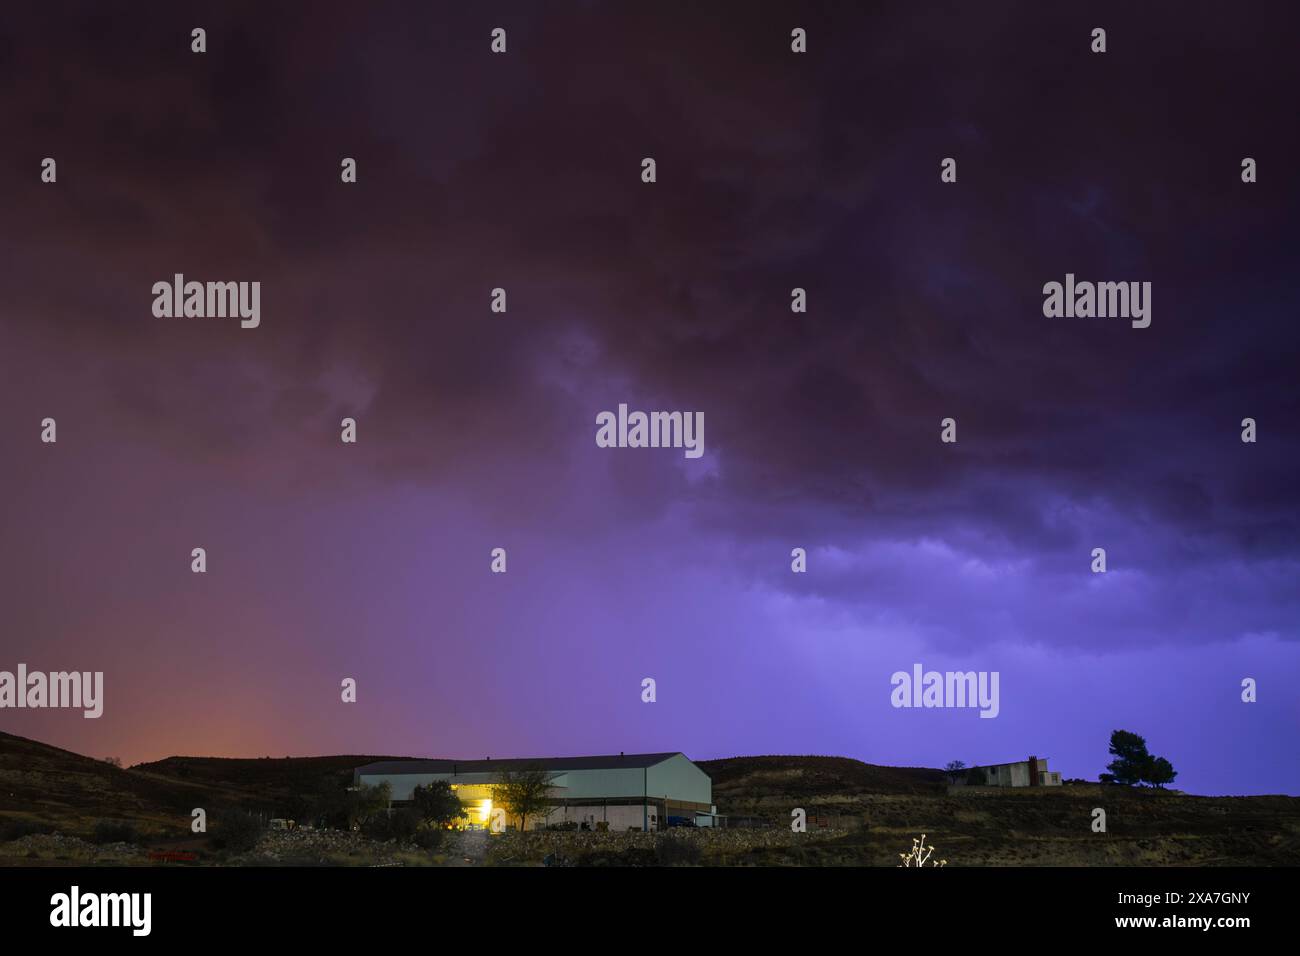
1,1,1297,794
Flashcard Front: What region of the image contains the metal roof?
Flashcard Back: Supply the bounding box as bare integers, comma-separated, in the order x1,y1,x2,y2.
976,757,1050,769
355,752,687,776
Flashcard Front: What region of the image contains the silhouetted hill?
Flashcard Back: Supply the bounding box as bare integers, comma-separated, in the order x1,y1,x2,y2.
0,732,409,837
0,731,208,833
132,753,411,808
700,754,947,812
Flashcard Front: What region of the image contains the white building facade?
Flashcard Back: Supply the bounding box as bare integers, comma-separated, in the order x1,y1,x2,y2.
353,751,715,831
972,755,1063,788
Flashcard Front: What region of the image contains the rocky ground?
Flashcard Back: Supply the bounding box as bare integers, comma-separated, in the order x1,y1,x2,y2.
477,825,845,866
222,825,839,867
0,833,145,864
229,829,429,866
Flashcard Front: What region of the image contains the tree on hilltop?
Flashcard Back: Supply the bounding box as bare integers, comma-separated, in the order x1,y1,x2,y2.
1101,730,1177,789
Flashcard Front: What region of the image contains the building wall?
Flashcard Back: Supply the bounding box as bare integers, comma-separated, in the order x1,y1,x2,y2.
646,753,713,806
555,767,656,800
540,759,710,804
553,803,658,831
980,759,1062,788
984,762,1028,787
355,754,712,814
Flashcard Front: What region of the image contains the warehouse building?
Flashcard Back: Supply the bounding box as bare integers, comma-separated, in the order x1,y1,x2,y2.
353,751,715,831
969,755,1062,787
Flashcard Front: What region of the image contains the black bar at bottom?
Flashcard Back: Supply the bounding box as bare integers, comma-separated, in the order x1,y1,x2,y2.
0,865,1288,941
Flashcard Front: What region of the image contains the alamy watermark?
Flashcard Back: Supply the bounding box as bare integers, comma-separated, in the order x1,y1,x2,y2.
152,274,260,328
1042,273,1150,328
595,404,704,459
50,886,150,936
0,664,102,718
890,663,999,718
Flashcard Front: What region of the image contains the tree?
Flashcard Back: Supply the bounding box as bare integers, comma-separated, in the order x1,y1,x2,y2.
944,760,967,785
411,781,465,829
492,767,555,832
305,779,349,829
1144,756,1178,789
344,781,391,830
1103,730,1177,788
1104,730,1150,786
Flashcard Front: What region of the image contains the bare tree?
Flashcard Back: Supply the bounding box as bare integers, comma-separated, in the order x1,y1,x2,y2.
345,781,391,830
492,767,555,832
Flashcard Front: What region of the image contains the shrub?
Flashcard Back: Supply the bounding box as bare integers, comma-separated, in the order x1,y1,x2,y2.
92,820,139,844
212,811,265,853
388,808,421,841
362,814,393,841
412,827,444,850
579,847,657,867
360,807,439,846
655,835,702,866
0,819,52,842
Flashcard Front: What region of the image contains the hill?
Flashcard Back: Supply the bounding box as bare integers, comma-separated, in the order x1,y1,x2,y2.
700,754,947,816
0,731,208,835
130,753,411,816
0,732,408,838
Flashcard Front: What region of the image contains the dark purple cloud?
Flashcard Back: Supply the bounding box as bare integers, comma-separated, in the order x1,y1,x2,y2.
1,1,1296,793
